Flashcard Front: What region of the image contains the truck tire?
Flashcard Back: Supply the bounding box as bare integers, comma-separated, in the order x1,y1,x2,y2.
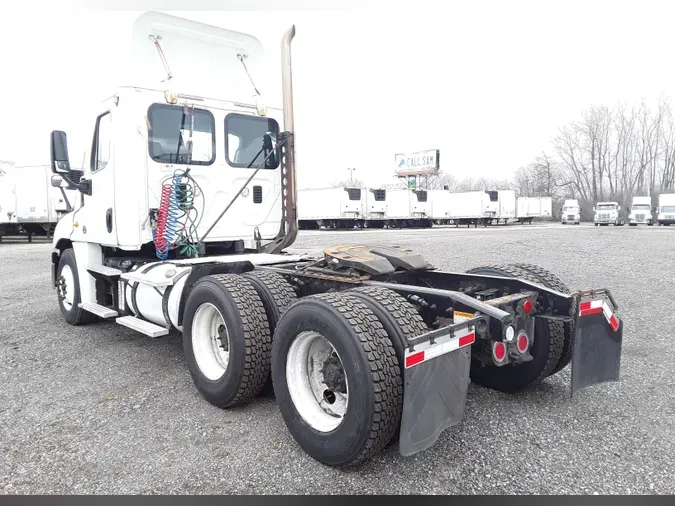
511,263,575,376
464,264,565,392
56,248,97,326
271,292,402,467
345,286,429,367
242,269,298,396
182,274,271,408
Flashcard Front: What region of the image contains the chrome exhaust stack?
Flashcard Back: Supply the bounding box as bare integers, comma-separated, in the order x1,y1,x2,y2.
263,25,298,254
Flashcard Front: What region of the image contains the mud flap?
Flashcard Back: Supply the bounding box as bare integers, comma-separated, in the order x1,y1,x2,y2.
398,346,471,457
571,295,623,397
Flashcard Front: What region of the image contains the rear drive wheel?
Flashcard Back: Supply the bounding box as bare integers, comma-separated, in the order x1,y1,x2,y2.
271,293,402,467
182,274,271,408
56,248,97,325
242,269,298,396
465,264,565,392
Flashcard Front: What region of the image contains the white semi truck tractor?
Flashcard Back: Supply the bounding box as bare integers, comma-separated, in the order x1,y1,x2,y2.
628,196,654,226
48,11,625,467
593,201,625,226
561,198,581,225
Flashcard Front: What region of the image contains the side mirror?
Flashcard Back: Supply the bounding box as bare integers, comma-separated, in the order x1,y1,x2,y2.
50,130,71,174
592,206,596,212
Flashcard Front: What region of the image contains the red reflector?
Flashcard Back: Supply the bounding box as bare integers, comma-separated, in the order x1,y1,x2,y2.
609,314,620,332
517,334,528,353
493,342,506,362
405,350,425,368
523,300,532,313
580,307,603,317
459,333,475,348
579,301,591,311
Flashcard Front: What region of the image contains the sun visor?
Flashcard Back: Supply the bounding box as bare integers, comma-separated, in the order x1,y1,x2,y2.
130,11,271,106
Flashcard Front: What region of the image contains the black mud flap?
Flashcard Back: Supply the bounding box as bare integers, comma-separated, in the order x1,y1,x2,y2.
571,293,623,397
398,345,471,457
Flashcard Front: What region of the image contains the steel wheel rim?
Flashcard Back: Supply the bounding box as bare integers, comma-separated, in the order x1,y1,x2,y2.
286,331,349,432
191,303,230,381
59,264,75,311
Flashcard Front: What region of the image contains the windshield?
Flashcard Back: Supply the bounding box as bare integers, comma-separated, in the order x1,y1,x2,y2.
597,204,617,211
632,204,650,210
147,104,215,165
661,206,675,213
225,113,280,169
563,206,579,212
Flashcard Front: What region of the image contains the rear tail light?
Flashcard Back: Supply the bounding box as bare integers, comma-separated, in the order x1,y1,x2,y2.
492,342,507,363
516,332,529,354
523,299,532,313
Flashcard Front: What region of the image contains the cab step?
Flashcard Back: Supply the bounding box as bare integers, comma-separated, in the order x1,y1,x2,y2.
116,316,169,338
87,264,123,277
78,302,118,318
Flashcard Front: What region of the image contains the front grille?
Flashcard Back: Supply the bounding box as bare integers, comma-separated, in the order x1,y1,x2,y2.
567,214,575,220
666,215,675,220
636,214,645,220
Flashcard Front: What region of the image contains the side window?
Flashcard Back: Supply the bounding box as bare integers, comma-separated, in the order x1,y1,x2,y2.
91,112,111,173
147,104,216,166
225,113,280,169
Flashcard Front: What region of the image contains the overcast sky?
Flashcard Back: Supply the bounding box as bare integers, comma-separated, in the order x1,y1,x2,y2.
2,0,675,189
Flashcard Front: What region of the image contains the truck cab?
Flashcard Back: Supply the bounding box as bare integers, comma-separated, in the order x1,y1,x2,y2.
593,201,624,226
657,193,675,226
628,196,653,226
561,199,581,225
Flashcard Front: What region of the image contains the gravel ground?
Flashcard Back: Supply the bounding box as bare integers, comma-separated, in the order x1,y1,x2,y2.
1,223,674,494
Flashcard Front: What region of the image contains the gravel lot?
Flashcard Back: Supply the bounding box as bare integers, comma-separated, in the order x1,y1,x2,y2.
1,223,674,494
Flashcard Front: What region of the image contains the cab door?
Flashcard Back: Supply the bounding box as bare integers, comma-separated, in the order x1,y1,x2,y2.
77,104,118,246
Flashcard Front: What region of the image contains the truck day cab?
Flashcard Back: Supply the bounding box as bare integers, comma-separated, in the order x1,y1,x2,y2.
593,202,625,227
628,196,654,226
657,193,675,226
47,11,625,467
561,199,581,225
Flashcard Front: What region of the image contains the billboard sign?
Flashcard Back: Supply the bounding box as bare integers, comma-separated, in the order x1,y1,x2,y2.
394,149,440,176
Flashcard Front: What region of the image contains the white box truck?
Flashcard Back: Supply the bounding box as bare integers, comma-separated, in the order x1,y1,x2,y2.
297,186,363,229
628,196,653,226
561,199,581,225
363,188,387,228
656,193,675,226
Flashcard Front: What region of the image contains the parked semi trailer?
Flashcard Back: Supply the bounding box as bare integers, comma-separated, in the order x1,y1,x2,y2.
593,202,625,226
297,186,363,229
656,193,675,226
48,11,624,468
493,189,516,225
628,196,653,226
383,188,432,228
516,196,552,224
0,161,19,240
363,187,387,228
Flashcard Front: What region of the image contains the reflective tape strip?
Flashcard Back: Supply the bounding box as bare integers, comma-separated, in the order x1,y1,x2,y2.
404,326,475,369
579,298,620,332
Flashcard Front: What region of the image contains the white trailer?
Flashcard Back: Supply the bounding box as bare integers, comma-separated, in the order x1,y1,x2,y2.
45,11,625,469
297,186,363,229
363,187,387,228
493,189,516,225
0,161,18,240
438,191,498,227
516,196,553,224
656,193,675,226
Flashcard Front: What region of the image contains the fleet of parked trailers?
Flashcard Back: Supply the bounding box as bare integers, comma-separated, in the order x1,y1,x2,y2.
298,186,553,229
0,164,78,241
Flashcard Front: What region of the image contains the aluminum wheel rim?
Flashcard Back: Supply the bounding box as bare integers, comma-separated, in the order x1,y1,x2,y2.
286,331,349,432
59,264,75,311
191,303,230,381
